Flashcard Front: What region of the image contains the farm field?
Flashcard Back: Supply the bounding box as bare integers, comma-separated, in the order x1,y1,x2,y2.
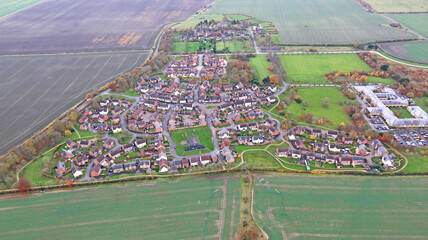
249,55,273,81
380,40,428,64
0,0,213,54
0,51,148,155
280,54,372,84
389,14,428,38
0,177,241,240
207,0,416,44
172,14,224,29
253,175,428,240
170,128,214,156
244,151,282,169
363,0,428,12
286,88,354,126
0,0,42,19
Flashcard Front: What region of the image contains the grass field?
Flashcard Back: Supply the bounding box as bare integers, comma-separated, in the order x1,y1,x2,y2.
286,88,353,126
170,128,214,156
207,0,416,44
249,55,273,81
0,0,212,54
280,54,372,84
0,177,241,240
271,34,283,44
364,0,428,12
0,0,42,19
414,97,428,113
380,40,428,64
389,107,414,118
0,51,148,155
390,14,428,38
404,147,428,172
244,151,282,169
367,76,397,85
253,175,428,239
172,14,224,29
172,42,186,53
187,42,199,53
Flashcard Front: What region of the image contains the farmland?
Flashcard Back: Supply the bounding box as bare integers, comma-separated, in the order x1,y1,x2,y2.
0,0,213,54
253,175,428,239
286,88,354,127
207,0,416,44
0,0,42,19
0,177,241,240
363,0,428,12
280,54,372,84
0,51,148,155
380,40,428,64
390,14,428,38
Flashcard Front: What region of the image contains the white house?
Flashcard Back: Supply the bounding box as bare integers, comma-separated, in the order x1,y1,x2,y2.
112,126,122,134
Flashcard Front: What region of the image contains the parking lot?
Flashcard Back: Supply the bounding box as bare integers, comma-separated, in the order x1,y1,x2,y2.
369,116,390,131
394,129,428,147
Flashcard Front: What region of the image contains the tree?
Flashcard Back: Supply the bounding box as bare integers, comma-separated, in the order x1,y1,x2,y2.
64,130,72,138
322,97,331,108
262,76,270,84
109,82,117,92
353,41,360,48
68,110,78,122
270,75,279,85
380,64,389,71
407,92,414,98
18,179,31,192
302,99,309,107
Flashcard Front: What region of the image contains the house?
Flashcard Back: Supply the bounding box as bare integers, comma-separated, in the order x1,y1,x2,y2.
225,154,235,163
78,140,91,149
124,162,137,171
352,156,365,167
276,148,288,157
339,155,352,166
189,157,199,167
70,164,83,178
135,139,147,148
173,160,182,168
342,137,354,144
76,155,89,165
357,136,368,145
112,126,122,134
60,149,74,160
200,155,211,165
327,130,338,139
103,139,115,149
307,151,316,161
326,154,337,164
181,158,190,168
218,129,230,139
139,160,151,169
238,136,251,145
122,143,135,153
158,159,169,172
252,136,264,144
56,161,66,177
294,139,305,149
90,164,102,177
109,149,122,160
329,144,344,153
94,155,109,167
291,150,301,159
90,146,103,157
66,139,77,149
382,154,394,168
312,128,322,137
269,127,279,136
288,131,296,141
109,164,124,173
237,124,248,131
357,144,367,155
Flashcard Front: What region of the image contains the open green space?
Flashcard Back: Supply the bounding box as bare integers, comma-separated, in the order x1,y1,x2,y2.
21,150,57,187
244,151,282,169
254,175,428,239
389,107,414,119
404,147,428,172
286,87,354,126
172,42,186,53
414,97,428,113
0,0,43,19
280,54,372,84
187,42,199,53
208,0,416,44
271,34,283,44
367,76,396,85
0,177,241,240
249,55,273,81
172,14,224,29
225,14,250,21
365,0,428,12
170,128,214,156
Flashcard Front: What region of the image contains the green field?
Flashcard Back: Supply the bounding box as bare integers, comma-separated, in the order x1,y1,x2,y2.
286,88,354,126
216,41,225,51
390,107,414,118
172,42,186,53
380,40,428,64
364,0,428,12
0,0,43,19
367,76,397,85
404,147,428,172
207,0,416,44
253,175,428,239
414,97,428,113
244,151,282,169
390,14,428,38
0,177,241,240
249,55,273,81
172,14,224,29
280,54,372,84
187,42,199,53
170,128,214,156
271,34,283,44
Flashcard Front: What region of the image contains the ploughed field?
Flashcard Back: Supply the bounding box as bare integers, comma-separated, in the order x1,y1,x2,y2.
207,0,416,44
0,0,43,19
0,51,148,155
253,175,428,240
0,177,241,240
0,0,213,54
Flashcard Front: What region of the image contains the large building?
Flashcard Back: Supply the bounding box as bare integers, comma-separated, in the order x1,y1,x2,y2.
354,85,428,128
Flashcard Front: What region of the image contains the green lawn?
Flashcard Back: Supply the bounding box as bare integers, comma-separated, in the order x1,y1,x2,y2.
404,148,428,172
216,41,225,52
172,14,224,29
0,0,43,19
367,76,397,85
225,41,244,52
286,87,354,127
414,97,428,113
170,128,214,156
249,55,273,82
117,88,140,97
253,175,428,239
187,42,199,53
280,54,372,84
172,42,186,53
0,177,241,240
271,34,283,44
389,107,414,118
21,149,58,187
244,151,282,169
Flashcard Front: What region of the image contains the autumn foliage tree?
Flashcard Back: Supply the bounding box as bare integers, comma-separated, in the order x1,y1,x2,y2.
18,179,31,192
